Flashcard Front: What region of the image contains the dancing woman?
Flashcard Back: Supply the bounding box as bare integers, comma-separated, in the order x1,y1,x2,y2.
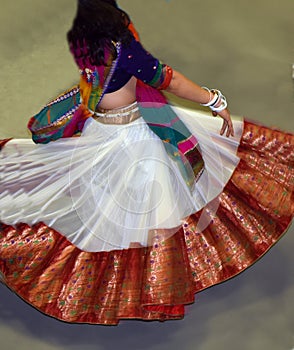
0,0,293,324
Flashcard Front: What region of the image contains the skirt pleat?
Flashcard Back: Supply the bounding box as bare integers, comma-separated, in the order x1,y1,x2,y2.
0,120,293,324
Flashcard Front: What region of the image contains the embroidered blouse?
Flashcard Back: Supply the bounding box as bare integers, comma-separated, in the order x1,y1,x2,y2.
71,35,173,94
105,36,173,92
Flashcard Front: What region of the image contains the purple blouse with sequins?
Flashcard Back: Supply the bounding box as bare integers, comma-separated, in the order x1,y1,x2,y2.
105,36,167,92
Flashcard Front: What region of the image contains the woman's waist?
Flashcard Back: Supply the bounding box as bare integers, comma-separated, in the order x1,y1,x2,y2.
90,101,141,125
98,77,137,110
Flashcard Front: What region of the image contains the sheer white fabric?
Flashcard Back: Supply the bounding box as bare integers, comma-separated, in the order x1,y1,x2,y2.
0,107,243,251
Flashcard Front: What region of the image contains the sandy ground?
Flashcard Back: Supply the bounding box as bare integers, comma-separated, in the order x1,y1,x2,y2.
0,1,293,349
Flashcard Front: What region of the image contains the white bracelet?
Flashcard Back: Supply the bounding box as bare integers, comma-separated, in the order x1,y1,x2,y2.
200,87,218,107
200,87,227,113
210,92,227,112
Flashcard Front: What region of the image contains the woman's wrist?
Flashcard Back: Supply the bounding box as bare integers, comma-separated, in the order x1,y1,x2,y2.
200,87,227,113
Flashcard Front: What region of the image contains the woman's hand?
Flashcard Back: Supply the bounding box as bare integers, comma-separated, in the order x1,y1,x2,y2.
212,108,234,137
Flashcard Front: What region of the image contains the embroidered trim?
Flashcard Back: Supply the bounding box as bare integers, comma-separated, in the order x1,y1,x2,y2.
91,102,141,124
30,105,81,134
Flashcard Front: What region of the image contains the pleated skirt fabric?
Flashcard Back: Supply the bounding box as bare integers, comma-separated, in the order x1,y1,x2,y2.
0,107,293,324
0,108,243,252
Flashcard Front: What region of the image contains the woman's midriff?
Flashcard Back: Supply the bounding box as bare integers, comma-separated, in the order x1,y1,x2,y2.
98,76,137,110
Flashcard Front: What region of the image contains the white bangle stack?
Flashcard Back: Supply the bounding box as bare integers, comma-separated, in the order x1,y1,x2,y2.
200,87,228,113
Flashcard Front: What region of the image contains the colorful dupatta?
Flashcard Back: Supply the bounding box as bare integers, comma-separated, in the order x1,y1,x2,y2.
128,24,204,188
137,82,204,188
27,42,121,143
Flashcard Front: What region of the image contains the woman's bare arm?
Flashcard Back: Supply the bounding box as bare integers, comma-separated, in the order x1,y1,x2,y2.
166,70,234,137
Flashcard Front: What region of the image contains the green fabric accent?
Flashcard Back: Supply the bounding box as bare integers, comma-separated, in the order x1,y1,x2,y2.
139,104,204,190
148,62,164,87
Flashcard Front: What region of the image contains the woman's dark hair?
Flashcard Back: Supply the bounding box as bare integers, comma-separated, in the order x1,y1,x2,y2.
67,0,132,66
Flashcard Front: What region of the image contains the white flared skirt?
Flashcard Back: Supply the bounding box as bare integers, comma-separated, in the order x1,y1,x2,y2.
0,107,243,251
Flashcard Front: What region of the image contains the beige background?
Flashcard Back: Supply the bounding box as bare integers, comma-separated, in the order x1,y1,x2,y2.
0,1,293,349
